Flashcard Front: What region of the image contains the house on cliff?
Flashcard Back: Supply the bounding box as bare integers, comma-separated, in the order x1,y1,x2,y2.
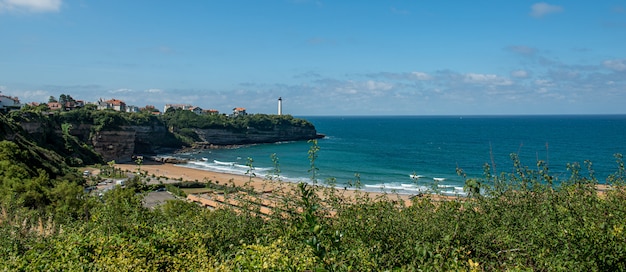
204,109,220,115
0,95,21,113
164,103,192,113
164,104,206,115
47,100,85,111
47,102,63,111
189,106,203,115
126,105,140,113
232,107,247,117
97,99,126,112
141,105,159,112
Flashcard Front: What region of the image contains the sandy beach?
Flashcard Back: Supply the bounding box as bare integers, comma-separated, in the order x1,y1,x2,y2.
114,161,431,206
116,161,277,191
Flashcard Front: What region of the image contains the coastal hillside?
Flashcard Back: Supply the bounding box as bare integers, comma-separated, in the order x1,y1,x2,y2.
161,109,322,146
6,106,322,162
0,113,76,177
0,113,87,217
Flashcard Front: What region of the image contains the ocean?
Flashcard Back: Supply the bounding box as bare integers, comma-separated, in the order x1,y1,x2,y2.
172,115,626,196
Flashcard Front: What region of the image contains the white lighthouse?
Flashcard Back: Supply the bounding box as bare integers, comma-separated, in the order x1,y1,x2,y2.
277,97,283,115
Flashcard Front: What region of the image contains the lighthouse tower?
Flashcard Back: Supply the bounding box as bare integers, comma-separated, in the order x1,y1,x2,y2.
277,97,283,115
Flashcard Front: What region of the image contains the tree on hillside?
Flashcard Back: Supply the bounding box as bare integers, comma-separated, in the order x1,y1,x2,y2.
141,105,159,113
59,94,76,105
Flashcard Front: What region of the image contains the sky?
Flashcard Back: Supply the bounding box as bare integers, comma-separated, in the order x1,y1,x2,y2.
1,0,625,115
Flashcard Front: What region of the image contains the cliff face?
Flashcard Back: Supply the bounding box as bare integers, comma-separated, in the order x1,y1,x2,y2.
193,126,320,145
19,122,45,135
18,122,165,163
92,125,321,161
91,129,136,163
17,120,321,163
129,124,176,155
90,125,178,162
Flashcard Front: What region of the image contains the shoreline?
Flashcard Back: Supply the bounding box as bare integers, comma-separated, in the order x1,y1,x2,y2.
146,153,469,197
114,161,459,205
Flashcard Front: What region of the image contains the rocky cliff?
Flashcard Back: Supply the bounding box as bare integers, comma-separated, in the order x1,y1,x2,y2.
18,121,322,163
89,129,135,163
193,126,323,145
89,125,181,162
18,122,168,163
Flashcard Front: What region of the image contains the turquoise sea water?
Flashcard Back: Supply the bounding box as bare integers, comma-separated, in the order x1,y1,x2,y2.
173,115,626,195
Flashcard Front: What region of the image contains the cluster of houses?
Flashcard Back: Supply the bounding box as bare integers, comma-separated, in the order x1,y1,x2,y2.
163,103,228,115
0,94,249,117
44,98,155,113
159,103,247,116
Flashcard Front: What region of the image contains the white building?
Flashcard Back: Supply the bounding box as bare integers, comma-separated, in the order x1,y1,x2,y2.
232,107,247,117
97,99,127,112
0,95,21,113
189,106,203,115
126,105,140,113
163,104,193,113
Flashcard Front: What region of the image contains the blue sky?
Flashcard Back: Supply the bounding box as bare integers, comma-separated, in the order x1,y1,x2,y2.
1,0,625,115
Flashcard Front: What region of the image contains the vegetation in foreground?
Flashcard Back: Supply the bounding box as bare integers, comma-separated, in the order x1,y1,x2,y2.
1,115,626,270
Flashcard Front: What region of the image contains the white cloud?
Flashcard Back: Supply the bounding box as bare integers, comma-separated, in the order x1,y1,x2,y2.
463,73,513,86
530,2,563,18
511,70,529,78
534,79,555,87
320,79,395,97
0,0,61,13
145,88,164,94
366,71,432,82
335,86,358,95
20,89,49,100
364,80,393,91
1,88,49,102
180,95,200,103
110,88,133,94
411,72,432,80
603,58,626,72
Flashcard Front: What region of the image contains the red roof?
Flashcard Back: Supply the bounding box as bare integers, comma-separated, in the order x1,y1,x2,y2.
106,99,125,106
